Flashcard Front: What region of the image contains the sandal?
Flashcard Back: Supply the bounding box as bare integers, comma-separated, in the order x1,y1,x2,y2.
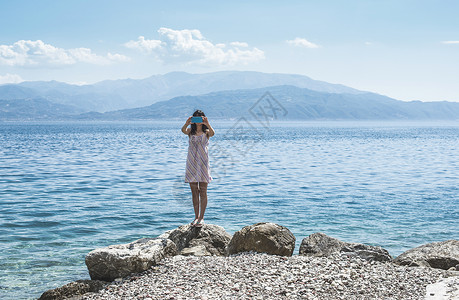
190,219,198,226
194,219,204,227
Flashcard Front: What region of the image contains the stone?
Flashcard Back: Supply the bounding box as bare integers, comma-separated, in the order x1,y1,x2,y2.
299,232,392,262
85,238,177,281
181,245,212,256
159,223,231,256
38,280,107,300
226,222,296,256
425,276,459,300
78,253,446,300
394,240,459,270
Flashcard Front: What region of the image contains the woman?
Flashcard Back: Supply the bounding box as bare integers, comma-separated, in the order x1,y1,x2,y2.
181,110,215,227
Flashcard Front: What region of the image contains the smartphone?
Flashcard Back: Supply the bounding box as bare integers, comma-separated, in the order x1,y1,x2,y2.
191,116,203,123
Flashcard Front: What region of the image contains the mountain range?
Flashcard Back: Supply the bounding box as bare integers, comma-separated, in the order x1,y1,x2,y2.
86,85,459,121
1,71,458,121
0,71,362,113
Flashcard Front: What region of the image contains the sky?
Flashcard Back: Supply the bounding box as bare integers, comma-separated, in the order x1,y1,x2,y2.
0,0,458,102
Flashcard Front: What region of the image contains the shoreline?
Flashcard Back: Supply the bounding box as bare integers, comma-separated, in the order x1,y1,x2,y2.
39,223,459,299
47,253,455,300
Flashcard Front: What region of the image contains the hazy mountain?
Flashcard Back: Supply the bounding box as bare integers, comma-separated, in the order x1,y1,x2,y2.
0,85,38,100
91,71,363,107
1,72,458,121
0,71,365,112
0,98,85,120
91,85,459,121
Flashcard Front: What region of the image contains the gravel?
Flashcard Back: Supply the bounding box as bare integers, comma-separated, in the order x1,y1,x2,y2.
82,252,448,300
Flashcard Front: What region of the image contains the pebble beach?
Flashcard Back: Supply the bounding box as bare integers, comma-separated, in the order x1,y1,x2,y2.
81,252,449,300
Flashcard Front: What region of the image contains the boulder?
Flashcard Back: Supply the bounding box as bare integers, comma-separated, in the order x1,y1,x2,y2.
180,245,210,256
425,276,459,300
85,237,177,281
394,240,459,270
227,222,296,256
159,223,231,256
299,232,392,262
38,280,107,300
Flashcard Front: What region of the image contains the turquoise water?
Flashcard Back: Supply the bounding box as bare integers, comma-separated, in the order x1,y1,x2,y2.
1,121,458,299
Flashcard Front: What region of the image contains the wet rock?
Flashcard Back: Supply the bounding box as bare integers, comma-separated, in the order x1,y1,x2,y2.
38,280,107,300
159,223,231,256
227,222,296,256
299,232,392,262
85,238,177,281
394,240,459,270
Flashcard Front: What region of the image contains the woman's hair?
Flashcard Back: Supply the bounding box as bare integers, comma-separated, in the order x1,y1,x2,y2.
190,110,208,135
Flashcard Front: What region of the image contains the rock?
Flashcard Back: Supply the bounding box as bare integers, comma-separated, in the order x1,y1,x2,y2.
159,223,231,256
226,222,296,256
394,240,459,270
85,238,177,281
299,232,392,262
425,276,459,300
181,245,211,256
38,280,107,300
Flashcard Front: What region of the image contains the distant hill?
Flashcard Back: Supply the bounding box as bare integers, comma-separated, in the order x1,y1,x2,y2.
1,72,458,121
88,85,459,121
0,71,364,112
0,98,84,120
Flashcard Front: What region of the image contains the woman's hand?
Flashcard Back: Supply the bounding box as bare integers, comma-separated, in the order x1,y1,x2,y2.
203,117,215,137
182,117,192,135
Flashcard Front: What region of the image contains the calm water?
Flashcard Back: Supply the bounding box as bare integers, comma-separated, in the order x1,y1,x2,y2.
1,121,458,299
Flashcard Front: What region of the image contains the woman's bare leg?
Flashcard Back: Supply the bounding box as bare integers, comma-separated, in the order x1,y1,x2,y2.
189,183,200,221
198,182,208,220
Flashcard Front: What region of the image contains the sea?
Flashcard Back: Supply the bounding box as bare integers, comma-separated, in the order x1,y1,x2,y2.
0,120,458,299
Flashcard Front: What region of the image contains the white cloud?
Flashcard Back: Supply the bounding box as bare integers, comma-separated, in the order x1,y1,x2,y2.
107,52,131,62
0,73,24,84
286,37,320,49
0,40,130,66
124,28,265,65
124,36,163,53
230,42,249,47
442,41,459,44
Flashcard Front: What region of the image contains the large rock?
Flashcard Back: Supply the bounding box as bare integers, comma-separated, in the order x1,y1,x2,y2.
85,238,177,281
39,280,107,300
394,240,459,270
159,223,231,256
299,232,392,262
425,276,459,299
227,222,296,256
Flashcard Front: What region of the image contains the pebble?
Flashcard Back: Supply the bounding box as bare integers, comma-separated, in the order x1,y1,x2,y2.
82,252,448,300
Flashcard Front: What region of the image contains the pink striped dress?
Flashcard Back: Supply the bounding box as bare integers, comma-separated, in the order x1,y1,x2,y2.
185,133,212,183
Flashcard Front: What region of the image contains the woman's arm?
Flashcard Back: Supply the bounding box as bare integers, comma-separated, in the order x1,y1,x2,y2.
203,117,215,137
182,117,191,135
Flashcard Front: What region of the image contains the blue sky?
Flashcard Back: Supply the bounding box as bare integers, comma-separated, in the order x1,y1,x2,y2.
0,0,458,102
